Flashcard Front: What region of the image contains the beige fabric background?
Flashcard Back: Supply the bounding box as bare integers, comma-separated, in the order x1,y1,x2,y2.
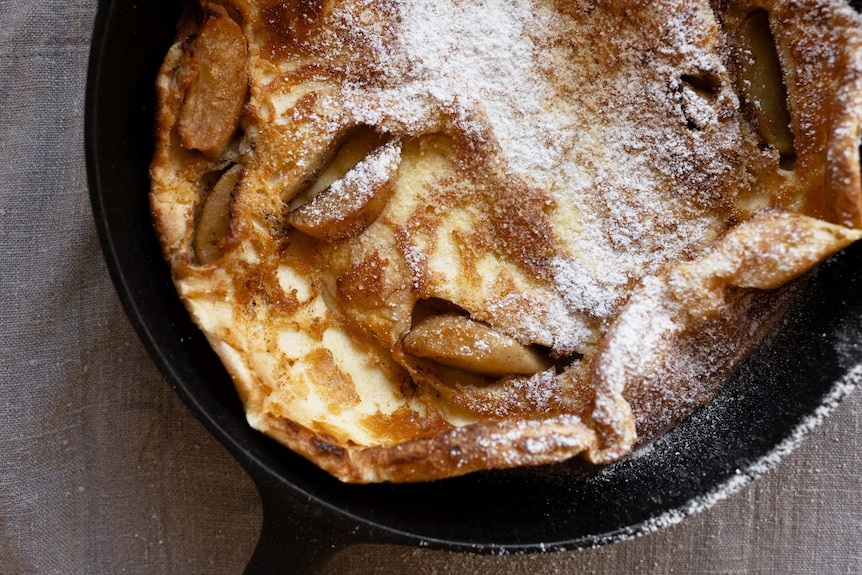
1,1,861,573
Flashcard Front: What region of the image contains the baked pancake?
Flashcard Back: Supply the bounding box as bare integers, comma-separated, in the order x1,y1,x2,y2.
151,0,862,482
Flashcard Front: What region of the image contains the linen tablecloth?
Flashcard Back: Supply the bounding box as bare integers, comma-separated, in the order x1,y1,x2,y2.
2,1,861,573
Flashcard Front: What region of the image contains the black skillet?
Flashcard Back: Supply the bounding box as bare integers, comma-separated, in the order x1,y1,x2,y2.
86,1,862,573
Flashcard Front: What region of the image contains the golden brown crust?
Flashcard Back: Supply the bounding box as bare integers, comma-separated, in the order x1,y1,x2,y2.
262,411,598,483
151,0,862,482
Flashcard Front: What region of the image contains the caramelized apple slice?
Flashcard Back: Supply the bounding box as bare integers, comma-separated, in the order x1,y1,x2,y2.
177,5,248,158
403,314,552,377
734,9,795,161
288,133,401,241
194,164,242,264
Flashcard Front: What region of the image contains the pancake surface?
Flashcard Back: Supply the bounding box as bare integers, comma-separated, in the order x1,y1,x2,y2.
151,0,862,482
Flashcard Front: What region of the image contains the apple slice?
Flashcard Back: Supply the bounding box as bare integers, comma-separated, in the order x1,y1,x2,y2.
177,4,248,158
288,132,401,241
734,9,795,161
194,164,243,264
403,314,552,377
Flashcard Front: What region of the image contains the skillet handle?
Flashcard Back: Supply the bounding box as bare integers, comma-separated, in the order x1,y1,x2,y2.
242,471,374,575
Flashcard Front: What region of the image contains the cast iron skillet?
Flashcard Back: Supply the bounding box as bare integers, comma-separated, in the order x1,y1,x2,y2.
86,1,862,573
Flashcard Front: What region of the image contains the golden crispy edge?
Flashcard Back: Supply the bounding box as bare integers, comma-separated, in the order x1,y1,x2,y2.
259,411,597,483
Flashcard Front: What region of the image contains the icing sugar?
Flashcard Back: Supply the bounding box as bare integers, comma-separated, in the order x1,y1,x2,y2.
334,0,566,185
318,0,745,342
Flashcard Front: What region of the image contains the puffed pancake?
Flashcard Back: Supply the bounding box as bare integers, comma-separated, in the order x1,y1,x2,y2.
151,0,862,482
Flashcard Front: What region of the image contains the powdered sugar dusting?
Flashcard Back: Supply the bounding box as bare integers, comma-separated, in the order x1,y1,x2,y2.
315,0,752,350
340,0,567,185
